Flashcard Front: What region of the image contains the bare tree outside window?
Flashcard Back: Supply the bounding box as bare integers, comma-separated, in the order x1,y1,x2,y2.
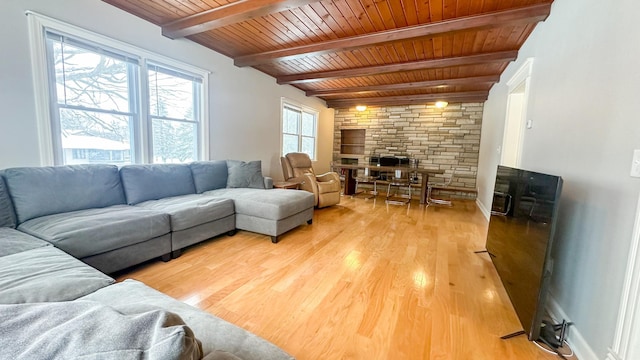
50,38,134,164
148,66,199,163
46,32,202,165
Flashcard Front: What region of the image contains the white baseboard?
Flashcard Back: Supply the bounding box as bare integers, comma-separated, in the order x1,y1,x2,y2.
546,295,599,360
606,351,622,360
476,198,490,220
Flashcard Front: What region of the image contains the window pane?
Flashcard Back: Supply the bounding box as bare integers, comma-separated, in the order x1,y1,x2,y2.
152,119,197,163
59,108,132,165
283,108,299,134
149,68,195,120
283,134,299,155
301,112,315,137
51,40,132,112
301,136,315,159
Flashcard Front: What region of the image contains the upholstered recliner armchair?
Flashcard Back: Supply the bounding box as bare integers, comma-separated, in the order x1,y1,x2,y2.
281,153,341,208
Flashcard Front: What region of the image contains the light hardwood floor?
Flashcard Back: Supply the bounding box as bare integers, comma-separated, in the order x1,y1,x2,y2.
116,196,575,360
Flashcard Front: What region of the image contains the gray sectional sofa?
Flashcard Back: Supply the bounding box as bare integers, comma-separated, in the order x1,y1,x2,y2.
0,160,313,359
2,160,314,273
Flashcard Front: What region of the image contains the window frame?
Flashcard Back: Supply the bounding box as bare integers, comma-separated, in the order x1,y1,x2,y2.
280,98,319,161
27,11,210,166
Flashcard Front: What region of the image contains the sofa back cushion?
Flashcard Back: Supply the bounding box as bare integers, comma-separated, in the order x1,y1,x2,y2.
3,165,125,224
226,160,266,189
0,174,17,228
189,160,228,193
120,164,196,205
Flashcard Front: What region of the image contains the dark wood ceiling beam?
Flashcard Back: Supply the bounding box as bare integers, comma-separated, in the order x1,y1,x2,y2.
162,0,324,39
278,50,516,85
234,3,551,67
325,91,489,108
305,75,500,96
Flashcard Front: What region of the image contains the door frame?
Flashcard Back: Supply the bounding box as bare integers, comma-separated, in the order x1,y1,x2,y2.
607,193,640,360
501,58,534,168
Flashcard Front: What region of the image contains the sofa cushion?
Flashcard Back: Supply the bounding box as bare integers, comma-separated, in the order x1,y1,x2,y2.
0,174,16,228
0,228,50,258
205,188,314,220
226,160,265,189
18,205,170,259
120,164,196,205
0,246,114,304
3,164,126,224
135,194,235,232
0,300,202,360
81,279,295,360
190,160,229,193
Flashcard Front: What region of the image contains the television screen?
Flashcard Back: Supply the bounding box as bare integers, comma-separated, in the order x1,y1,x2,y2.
486,165,563,341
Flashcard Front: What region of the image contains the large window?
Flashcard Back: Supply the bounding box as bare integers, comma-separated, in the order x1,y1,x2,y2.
282,101,318,160
29,13,208,165
46,33,137,165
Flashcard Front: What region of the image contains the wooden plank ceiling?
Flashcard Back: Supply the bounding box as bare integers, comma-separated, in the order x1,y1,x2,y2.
102,0,554,108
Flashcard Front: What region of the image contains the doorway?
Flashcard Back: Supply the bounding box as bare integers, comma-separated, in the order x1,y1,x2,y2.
501,58,534,168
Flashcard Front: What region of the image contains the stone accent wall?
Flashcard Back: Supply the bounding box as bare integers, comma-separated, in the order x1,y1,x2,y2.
333,103,484,196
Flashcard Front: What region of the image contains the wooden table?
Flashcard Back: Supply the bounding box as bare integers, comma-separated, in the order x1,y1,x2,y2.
331,162,444,205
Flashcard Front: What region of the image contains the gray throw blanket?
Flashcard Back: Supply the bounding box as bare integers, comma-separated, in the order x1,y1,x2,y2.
0,300,202,359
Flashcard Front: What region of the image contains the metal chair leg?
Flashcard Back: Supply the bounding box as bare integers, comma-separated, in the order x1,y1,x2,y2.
353,178,376,199
427,186,452,206
386,182,411,205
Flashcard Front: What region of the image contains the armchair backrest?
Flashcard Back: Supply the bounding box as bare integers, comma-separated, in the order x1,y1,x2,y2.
284,153,316,178
282,152,341,208
280,156,294,181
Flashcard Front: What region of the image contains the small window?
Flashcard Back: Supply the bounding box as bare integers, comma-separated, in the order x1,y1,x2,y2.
282,101,318,160
148,64,201,163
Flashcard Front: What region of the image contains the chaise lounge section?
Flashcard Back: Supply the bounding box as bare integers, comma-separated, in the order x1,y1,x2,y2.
190,160,315,244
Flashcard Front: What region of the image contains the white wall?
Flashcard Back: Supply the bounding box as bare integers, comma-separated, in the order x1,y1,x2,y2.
0,0,334,178
477,0,640,358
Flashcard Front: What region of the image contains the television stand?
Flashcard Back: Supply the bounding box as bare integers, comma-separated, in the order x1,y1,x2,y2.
540,320,563,348
473,249,496,258
500,330,525,340
499,320,574,359
538,320,574,358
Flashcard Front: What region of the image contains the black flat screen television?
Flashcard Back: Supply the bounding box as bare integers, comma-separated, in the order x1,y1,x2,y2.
486,165,563,341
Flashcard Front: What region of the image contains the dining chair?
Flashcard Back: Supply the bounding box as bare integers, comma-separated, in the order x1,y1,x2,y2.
385,168,412,205
353,166,378,199
427,169,454,206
